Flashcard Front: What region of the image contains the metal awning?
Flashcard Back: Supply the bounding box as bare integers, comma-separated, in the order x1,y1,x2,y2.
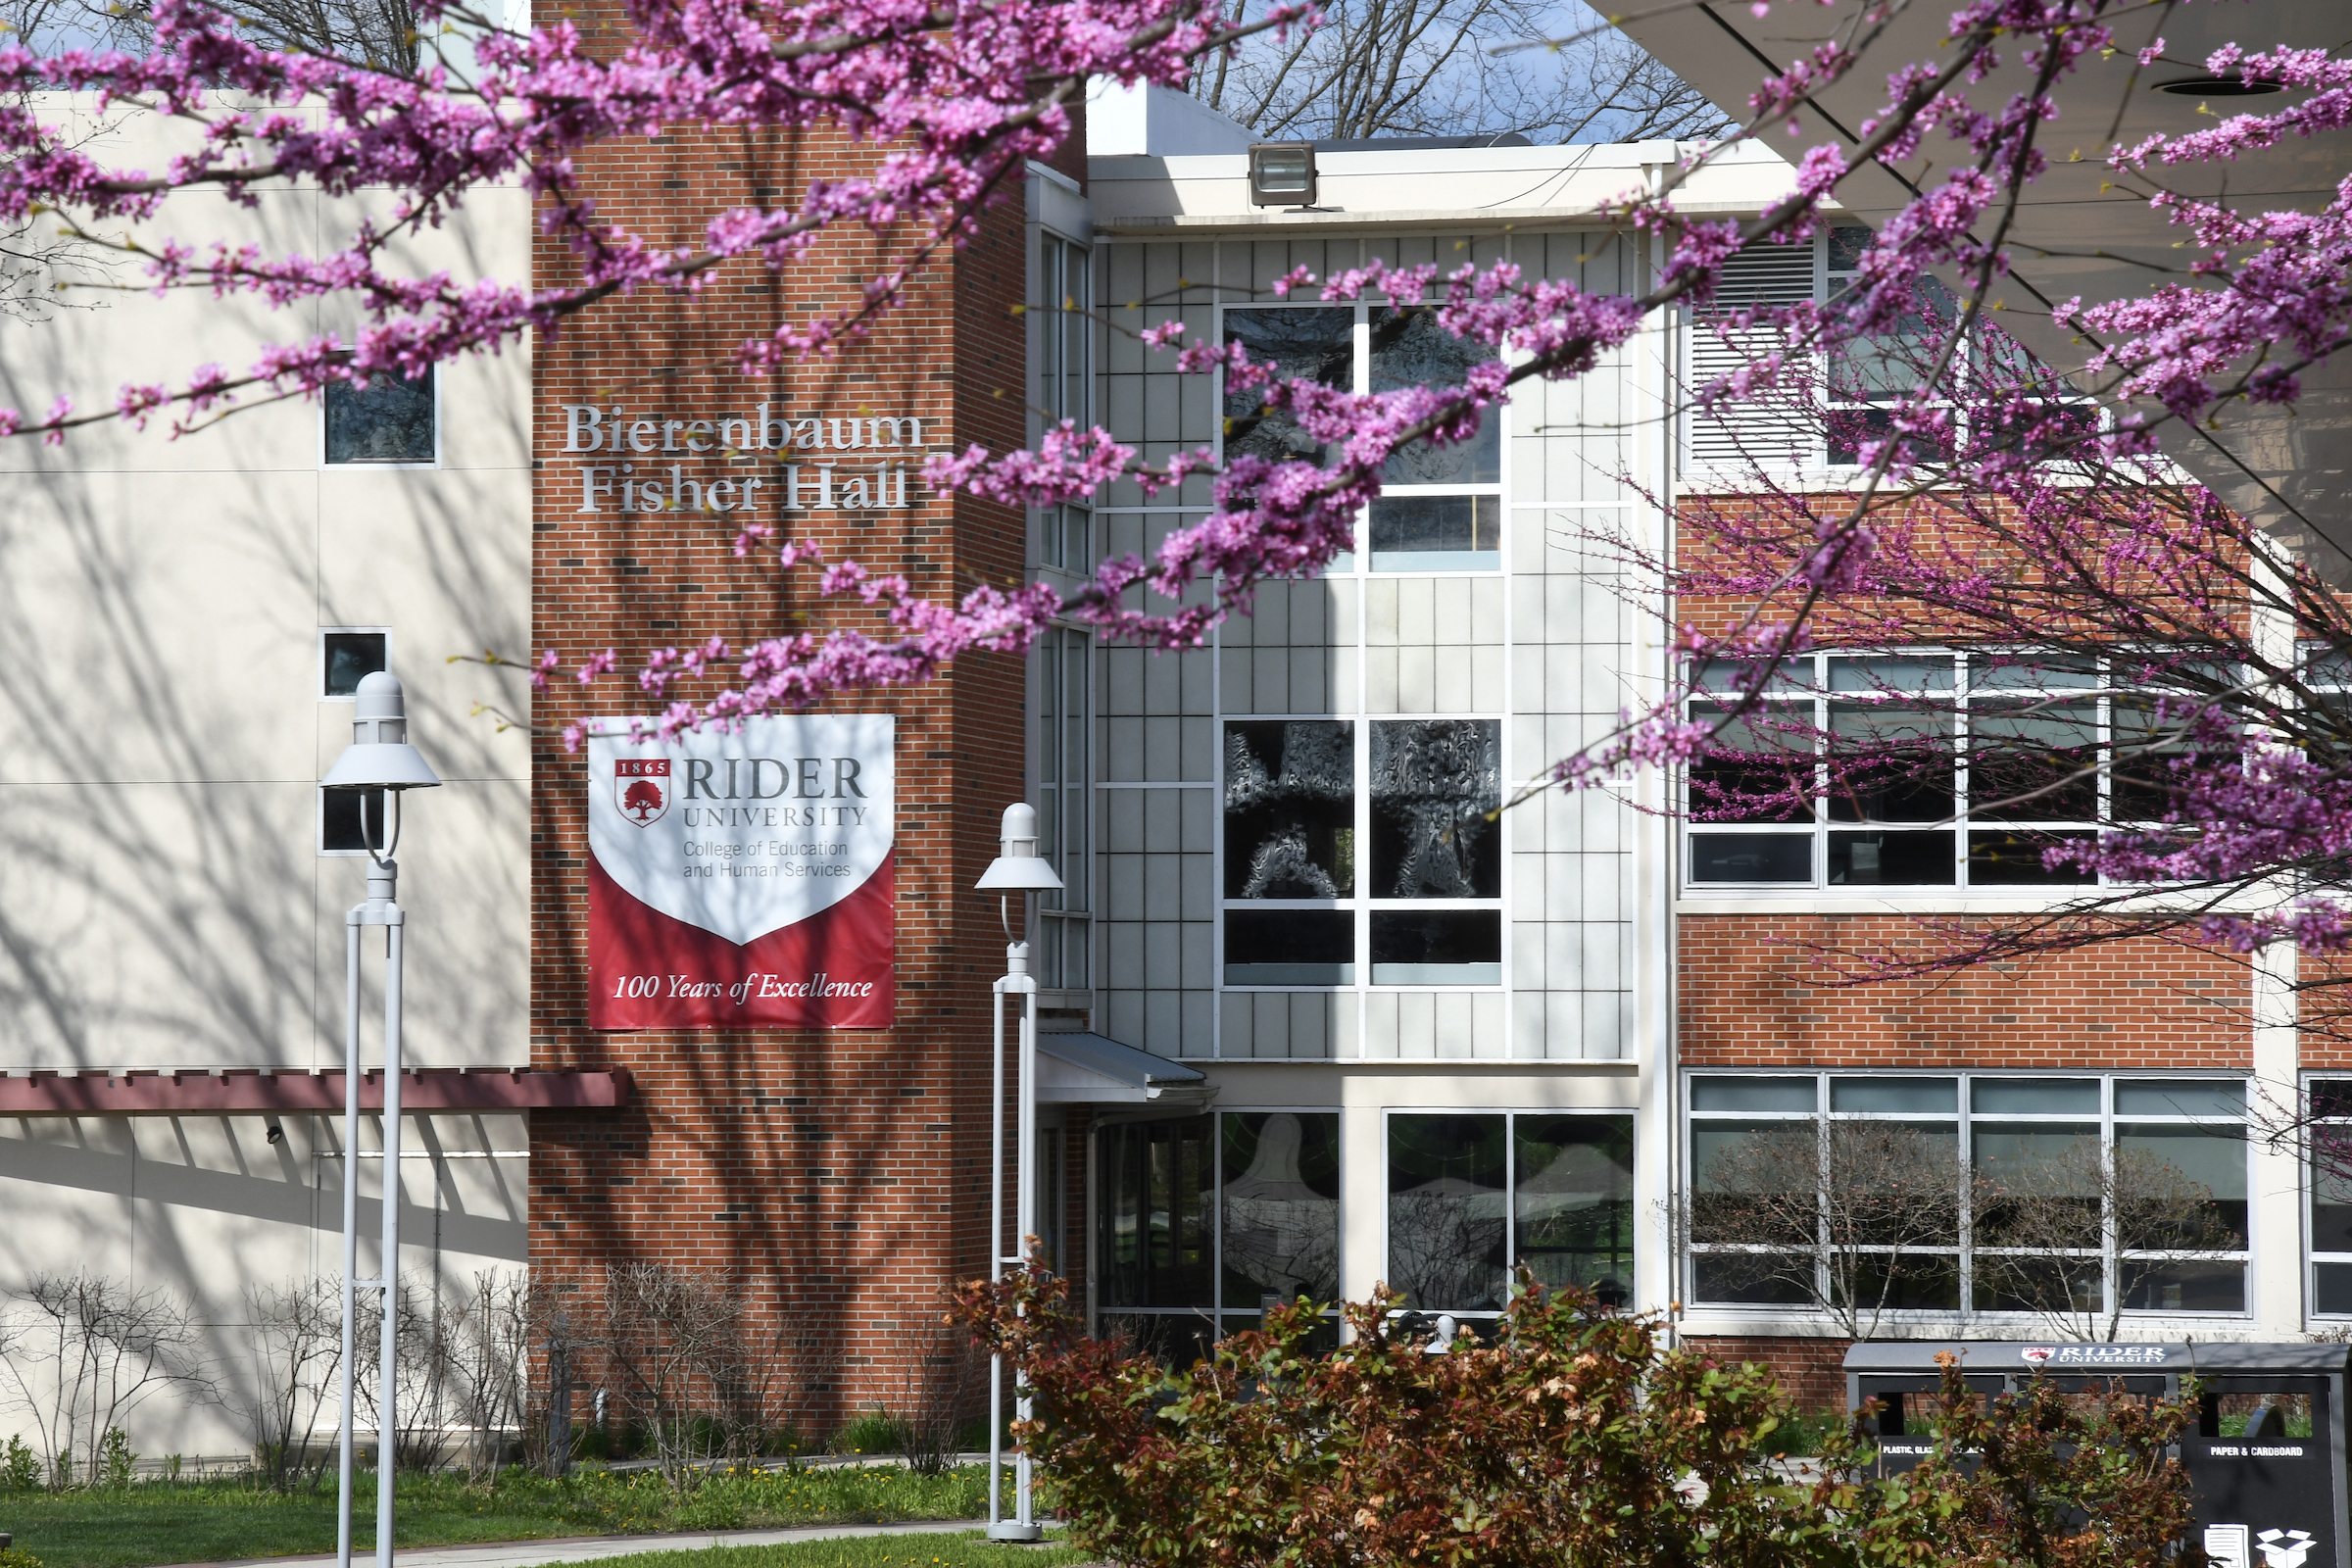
1035,1033,1212,1106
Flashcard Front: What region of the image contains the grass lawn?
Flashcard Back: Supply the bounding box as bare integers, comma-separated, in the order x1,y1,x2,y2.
538,1531,1092,1568
0,1465,1000,1568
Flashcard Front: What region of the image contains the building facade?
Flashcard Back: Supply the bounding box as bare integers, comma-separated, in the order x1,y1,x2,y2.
0,77,2308,1465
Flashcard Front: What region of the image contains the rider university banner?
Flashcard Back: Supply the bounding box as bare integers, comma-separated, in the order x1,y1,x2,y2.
585,714,895,1029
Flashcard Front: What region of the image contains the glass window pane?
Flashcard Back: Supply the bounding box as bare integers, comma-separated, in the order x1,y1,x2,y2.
1370,720,1499,898
1224,908,1352,986
1388,1113,1507,1312
1831,1078,1957,1113
1827,830,1956,885
2318,1262,2352,1316
1968,654,2101,690
1690,1118,1818,1247
1692,659,1811,694
1973,1078,2100,1114
1098,1117,1216,1310
1689,703,1814,824
1826,702,1955,823
1974,1254,2102,1315
1973,1125,2101,1254
1225,720,1354,898
1368,305,1499,484
2117,1124,2247,1246
1968,700,2101,821
1367,496,1499,570
1222,1112,1342,1308
324,368,434,464
1692,1253,1814,1305
1514,1115,1634,1307
1967,829,2097,884
1690,1076,1817,1112
1828,656,1954,692
2119,1260,2244,1313
1369,909,1500,985
2115,1079,2245,1117
322,632,387,697
1688,832,1813,883
1224,308,1355,468
320,787,388,854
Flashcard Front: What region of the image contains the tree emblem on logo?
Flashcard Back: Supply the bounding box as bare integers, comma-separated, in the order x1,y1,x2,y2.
614,758,670,825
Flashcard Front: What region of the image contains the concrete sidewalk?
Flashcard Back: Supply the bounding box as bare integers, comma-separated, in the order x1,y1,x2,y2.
153,1518,1014,1568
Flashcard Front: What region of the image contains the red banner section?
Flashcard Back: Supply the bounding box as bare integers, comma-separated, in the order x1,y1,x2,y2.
588,851,896,1030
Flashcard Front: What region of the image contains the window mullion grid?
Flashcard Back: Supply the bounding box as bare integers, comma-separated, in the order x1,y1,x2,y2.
1958,1080,1975,1324
1816,1070,1834,1312
1211,1109,1222,1335
2102,1076,2119,1322
1503,1112,1517,1309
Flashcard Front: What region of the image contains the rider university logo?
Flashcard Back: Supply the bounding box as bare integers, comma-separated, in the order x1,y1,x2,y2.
615,757,670,826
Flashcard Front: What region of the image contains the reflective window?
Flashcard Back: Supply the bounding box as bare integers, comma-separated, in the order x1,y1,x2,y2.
321,630,387,697
1035,626,1091,993
1099,1111,1342,1358
324,368,435,465
1388,1111,1635,1317
1222,308,1355,469
1686,1071,2251,1328
1683,650,2198,892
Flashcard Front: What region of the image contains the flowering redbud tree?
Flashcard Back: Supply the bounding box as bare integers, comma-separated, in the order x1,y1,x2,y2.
7,0,2352,1034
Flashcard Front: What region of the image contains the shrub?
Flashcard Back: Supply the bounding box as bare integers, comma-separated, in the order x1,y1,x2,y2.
955,1262,2200,1568
0,1546,45,1568
832,1407,906,1456
2,1436,39,1491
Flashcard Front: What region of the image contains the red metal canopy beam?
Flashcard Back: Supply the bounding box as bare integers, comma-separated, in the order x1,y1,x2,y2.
0,1068,630,1116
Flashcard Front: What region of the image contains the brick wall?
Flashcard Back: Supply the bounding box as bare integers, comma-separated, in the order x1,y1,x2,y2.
1685,1334,1851,1413
525,52,1081,1434
1681,915,2251,1067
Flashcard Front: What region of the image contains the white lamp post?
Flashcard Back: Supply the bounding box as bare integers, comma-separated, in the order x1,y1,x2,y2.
321,672,440,1568
976,803,1062,1544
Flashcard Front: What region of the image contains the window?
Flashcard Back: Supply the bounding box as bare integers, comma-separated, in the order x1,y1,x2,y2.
1685,1071,2250,1322
1098,1111,1342,1360
1036,625,1091,995
1224,302,1502,572
324,368,435,465
1034,232,1092,571
1223,718,1502,986
319,787,389,855
1684,650,2219,892
1686,226,2096,474
2306,1080,2352,1316
321,630,388,697
1387,1111,1634,1316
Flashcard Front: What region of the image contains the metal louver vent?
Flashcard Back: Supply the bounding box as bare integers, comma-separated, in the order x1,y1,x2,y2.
1684,239,1822,472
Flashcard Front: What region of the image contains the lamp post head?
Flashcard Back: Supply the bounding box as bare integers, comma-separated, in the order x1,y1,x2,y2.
975,802,1062,894
322,672,442,792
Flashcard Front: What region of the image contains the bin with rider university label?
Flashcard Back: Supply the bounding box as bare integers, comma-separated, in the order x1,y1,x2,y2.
1842,1341,2351,1568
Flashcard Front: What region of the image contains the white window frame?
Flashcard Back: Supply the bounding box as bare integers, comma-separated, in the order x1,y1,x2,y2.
318,366,442,470
1381,1106,1641,1321
1681,1068,2254,1324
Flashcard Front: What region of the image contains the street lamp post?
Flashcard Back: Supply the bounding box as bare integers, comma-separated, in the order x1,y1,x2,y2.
321,672,441,1568
975,804,1062,1544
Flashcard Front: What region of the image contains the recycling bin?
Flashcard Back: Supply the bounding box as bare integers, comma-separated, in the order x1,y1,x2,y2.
1841,1342,2351,1568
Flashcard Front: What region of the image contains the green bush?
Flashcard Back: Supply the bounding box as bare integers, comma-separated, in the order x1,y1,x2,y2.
2,1435,41,1491
832,1408,906,1456
99,1429,136,1489
956,1264,2205,1568
0,1545,47,1568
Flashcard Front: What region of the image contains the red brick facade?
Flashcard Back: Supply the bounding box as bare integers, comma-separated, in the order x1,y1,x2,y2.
1685,1334,1851,1413
1680,915,2253,1068
524,78,1082,1431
